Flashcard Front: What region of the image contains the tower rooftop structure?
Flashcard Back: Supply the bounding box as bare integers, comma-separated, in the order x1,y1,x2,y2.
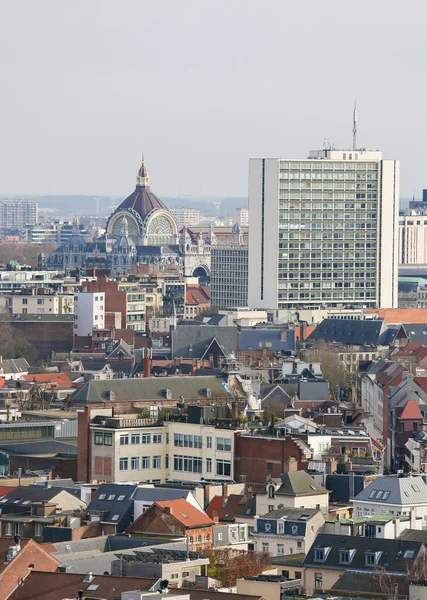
116,158,169,221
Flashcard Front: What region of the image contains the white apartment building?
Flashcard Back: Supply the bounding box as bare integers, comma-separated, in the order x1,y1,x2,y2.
248,149,400,310
10,292,74,315
170,208,200,228
90,417,234,484
74,291,105,336
233,208,249,228
210,244,248,309
398,214,427,264
0,200,38,232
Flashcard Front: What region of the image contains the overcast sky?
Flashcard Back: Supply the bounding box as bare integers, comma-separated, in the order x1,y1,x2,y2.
1,1,426,198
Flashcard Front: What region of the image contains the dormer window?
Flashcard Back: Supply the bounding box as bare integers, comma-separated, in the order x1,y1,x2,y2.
339,549,355,564
268,485,275,499
365,551,381,566
314,547,326,562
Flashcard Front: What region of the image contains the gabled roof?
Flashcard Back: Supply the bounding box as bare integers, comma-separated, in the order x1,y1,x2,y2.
70,375,230,404
22,373,73,388
264,471,328,497
7,571,260,600
261,507,320,520
134,487,192,503
399,399,423,420
304,533,424,574
0,485,80,507
354,476,427,505
106,338,133,359
155,499,213,527
200,337,226,360
307,318,396,346
86,483,137,524
206,494,255,522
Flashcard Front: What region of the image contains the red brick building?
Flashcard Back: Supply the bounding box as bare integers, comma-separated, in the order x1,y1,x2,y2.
0,538,60,599
126,499,214,552
234,433,312,485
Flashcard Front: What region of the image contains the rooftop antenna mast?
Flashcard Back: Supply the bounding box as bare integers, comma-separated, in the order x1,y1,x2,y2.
352,98,357,151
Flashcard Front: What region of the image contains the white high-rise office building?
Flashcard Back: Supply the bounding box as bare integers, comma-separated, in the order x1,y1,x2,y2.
74,291,105,336
248,149,399,310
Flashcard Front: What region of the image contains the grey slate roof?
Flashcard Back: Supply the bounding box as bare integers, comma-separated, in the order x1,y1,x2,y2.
86,483,137,526
172,325,238,359
238,328,295,352
304,533,425,574
353,476,427,505
307,318,399,346
261,507,319,520
298,380,329,401
70,375,230,404
263,471,328,497
134,487,192,503
0,440,77,456
398,529,427,543
0,485,81,508
0,358,29,375
403,323,427,345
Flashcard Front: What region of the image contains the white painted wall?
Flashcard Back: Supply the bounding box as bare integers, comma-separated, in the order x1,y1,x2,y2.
74,291,105,336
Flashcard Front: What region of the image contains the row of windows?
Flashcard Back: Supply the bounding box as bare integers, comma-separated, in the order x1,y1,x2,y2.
119,456,162,470
173,455,232,476
174,434,203,449
120,433,162,445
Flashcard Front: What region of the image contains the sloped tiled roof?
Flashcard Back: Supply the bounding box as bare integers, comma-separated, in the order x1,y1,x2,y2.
22,373,72,388
263,471,328,497
155,499,213,527
354,476,427,505
304,533,424,574
399,399,423,420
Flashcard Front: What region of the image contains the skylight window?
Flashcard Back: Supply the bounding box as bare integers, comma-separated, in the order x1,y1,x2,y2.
405,550,415,559
412,485,420,492
13,499,21,504
404,491,410,497
0,499,8,503
369,490,377,499
180,513,189,518
107,495,116,501
98,494,106,500
111,514,120,521
117,495,125,501
376,491,383,499
21,500,31,505
310,485,316,490
382,491,390,500
87,585,100,591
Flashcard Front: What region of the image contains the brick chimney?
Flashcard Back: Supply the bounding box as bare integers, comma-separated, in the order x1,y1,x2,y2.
142,348,151,378
77,406,92,482
282,457,298,473
164,506,171,515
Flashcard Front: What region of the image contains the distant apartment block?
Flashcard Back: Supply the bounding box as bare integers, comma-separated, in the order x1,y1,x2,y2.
249,149,399,310
233,207,249,228
10,292,74,315
170,207,200,228
74,291,105,336
0,200,38,233
399,214,427,264
211,243,248,309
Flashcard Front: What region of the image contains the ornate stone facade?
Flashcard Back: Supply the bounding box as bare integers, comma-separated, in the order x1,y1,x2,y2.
48,159,214,278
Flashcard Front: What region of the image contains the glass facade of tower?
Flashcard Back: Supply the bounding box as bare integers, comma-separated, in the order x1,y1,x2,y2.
277,159,379,308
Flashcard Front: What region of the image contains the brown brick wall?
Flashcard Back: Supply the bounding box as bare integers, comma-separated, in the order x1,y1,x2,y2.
0,540,59,599
234,435,306,485
77,407,91,482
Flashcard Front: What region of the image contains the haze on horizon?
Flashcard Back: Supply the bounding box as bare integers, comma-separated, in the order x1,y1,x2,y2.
1,1,426,199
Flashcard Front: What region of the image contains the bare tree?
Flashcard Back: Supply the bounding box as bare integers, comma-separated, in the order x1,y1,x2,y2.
372,554,427,598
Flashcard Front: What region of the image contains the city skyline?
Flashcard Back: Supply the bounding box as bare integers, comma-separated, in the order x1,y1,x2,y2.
2,1,427,198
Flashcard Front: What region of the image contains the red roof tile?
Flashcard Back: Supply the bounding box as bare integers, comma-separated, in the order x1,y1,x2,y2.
155,499,214,527
22,373,73,388
206,495,224,517
415,377,427,393
399,399,423,420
